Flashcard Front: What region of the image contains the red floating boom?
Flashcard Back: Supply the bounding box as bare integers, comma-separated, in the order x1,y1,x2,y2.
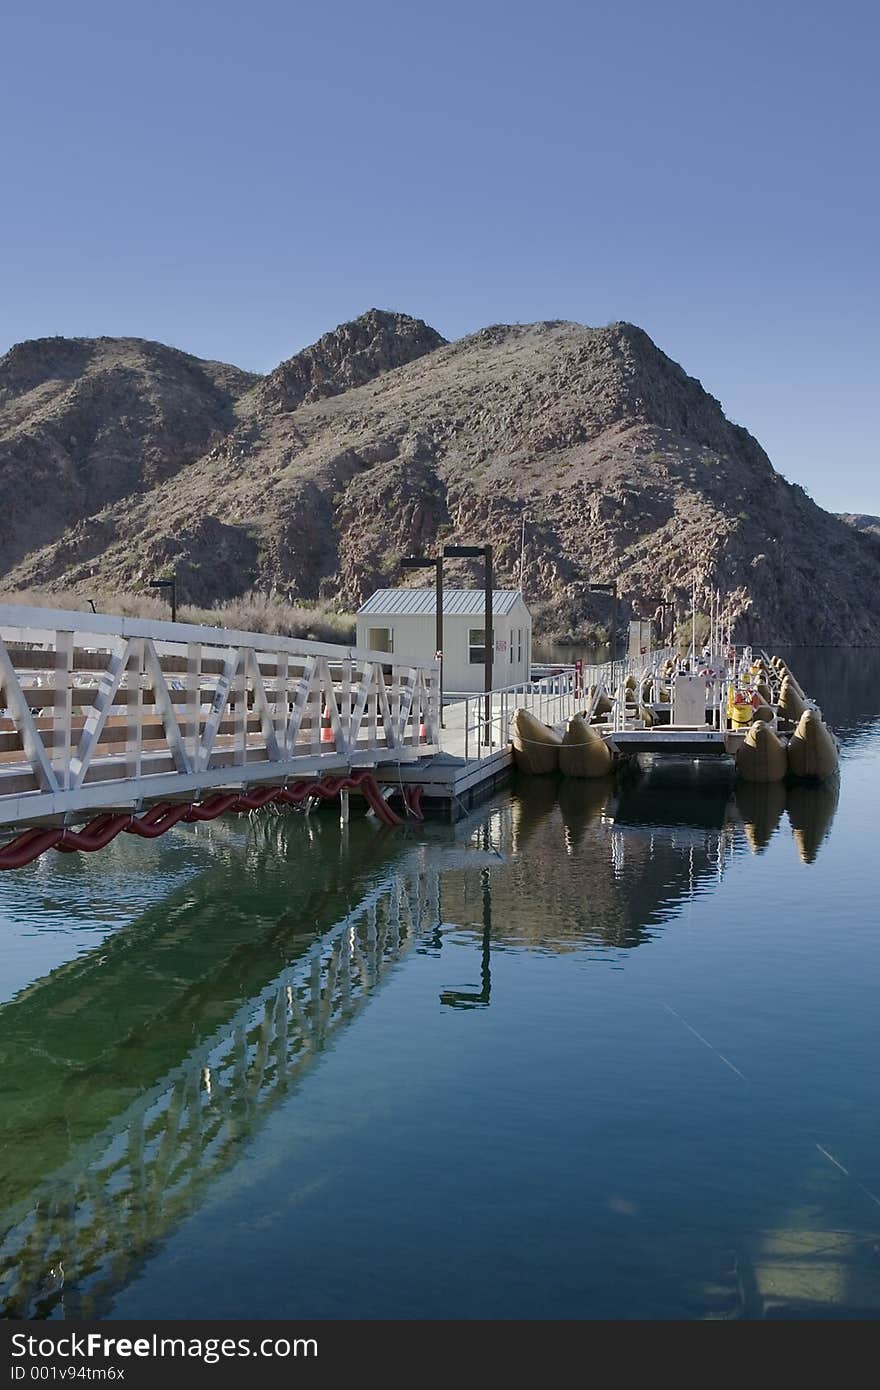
0,771,418,871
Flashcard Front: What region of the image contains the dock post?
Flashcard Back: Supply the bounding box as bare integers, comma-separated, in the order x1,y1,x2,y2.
339,788,349,826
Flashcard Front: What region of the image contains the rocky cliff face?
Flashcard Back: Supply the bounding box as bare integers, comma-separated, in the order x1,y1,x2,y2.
253,308,446,415
1,311,877,645
0,336,257,575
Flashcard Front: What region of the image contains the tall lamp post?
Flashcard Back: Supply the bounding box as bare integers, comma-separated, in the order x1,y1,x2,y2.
658,599,674,650
589,580,618,683
400,553,444,728
443,544,493,743
148,574,177,623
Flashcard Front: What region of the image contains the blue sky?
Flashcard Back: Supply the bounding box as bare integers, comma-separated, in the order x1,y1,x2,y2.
2,0,877,513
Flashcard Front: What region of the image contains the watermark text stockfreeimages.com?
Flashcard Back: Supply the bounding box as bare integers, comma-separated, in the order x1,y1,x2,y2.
10,1332,317,1368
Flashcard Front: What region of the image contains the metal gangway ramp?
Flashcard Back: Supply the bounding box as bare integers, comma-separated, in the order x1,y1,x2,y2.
0,603,440,837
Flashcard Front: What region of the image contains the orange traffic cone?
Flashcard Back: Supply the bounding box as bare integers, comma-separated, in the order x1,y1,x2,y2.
320,703,334,745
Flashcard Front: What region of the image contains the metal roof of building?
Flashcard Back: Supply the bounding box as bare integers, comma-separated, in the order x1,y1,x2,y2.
358,588,528,617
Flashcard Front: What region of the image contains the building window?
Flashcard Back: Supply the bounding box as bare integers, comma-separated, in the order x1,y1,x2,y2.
518,628,523,663
368,627,393,654
468,628,493,664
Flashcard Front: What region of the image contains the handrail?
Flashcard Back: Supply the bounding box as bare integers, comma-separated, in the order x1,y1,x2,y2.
0,604,442,831
0,602,403,668
448,650,682,759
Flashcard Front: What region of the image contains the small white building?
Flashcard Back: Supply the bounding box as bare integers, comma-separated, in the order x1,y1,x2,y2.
357,588,532,695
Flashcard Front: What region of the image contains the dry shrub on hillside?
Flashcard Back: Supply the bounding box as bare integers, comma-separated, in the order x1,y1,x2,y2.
186,594,356,643
0,589,356,643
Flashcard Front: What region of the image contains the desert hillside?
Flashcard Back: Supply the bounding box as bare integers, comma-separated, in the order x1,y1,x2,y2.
2,309,877,645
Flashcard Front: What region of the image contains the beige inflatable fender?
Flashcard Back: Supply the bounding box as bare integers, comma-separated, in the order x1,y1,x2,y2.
511,708,562,775
787,710,839,781
778,677,806,722
559,713,613,778
584,686,613,719
735,720,788,783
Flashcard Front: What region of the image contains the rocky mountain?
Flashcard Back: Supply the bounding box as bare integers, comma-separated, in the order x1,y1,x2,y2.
838,513,880,540
0,336,257,576
1,309,878,645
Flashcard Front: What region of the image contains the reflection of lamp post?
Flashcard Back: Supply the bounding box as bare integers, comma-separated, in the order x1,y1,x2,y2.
439,866,492,1008
400,553,444,727
148,574,177,623
589,580,618,681
444,544,493,741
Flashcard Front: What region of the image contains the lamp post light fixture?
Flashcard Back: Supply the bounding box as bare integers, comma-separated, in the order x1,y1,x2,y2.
148,574,177,624
443,544,494,743
400,553,444,727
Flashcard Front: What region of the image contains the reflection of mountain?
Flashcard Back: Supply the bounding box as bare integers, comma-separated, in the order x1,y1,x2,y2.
0,816,433,1319
774,648,880,745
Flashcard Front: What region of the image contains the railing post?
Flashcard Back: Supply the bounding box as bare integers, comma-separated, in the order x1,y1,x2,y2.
53,630,74,790
186,641,200,771
127,636,144,783
342,657,352,753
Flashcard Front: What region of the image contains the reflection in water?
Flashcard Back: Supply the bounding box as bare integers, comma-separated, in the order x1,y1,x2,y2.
614,759,735,830
447,774,739,955
557,776,614,852
773,646,879,748
0,818,430,1319
439,867,492,1009
786,779,840,864
734,777,839,861
735,781,787,854
0,665,870,1320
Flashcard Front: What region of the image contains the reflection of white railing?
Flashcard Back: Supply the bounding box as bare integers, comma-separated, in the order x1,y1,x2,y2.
0,857,432,1320
0,605,440,829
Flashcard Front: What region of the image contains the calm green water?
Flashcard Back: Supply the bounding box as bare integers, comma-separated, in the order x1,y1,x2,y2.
1,650,879,1320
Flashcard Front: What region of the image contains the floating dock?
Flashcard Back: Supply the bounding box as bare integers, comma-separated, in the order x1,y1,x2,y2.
378,647,837,818
0,599,837,848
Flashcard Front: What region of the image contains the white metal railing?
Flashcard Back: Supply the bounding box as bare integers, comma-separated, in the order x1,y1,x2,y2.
443,651,677,760
0,604,441,829
439,670,577,761
603,647,677,733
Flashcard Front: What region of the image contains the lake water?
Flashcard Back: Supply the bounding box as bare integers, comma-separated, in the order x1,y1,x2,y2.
1,649,879,1320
